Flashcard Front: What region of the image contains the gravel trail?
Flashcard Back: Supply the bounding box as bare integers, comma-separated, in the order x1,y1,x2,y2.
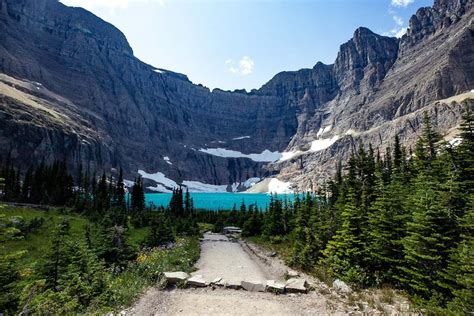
129,233,355,315
191,233,279,283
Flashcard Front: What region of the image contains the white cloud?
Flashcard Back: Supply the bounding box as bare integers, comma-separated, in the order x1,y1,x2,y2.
384,8,408,38
60,0,165,10
225,56,255,76
392,15,403,26
394,27,408,38
391,0,414,7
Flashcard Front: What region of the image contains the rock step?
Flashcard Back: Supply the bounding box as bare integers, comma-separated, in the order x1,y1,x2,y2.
162,272,310,294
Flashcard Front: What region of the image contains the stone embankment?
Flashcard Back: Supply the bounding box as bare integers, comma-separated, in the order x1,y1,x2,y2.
162,270,309,294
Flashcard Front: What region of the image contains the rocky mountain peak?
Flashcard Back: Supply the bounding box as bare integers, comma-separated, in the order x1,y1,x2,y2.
1,0,133,56
0,0,472,193
403,0,472,47
333,27,399,93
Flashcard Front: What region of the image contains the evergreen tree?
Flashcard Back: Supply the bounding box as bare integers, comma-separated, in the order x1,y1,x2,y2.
322,188,365,283
146,212,174,247
42,219,71,290
399,173,453,299
367,165,408,284
131,176,145,226
184,188,193,217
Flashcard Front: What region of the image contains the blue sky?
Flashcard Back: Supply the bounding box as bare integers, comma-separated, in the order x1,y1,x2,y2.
60,0,432,91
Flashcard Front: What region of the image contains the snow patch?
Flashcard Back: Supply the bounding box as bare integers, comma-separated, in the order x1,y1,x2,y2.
268,178,293,194
279,150,304,162
310,135,340,152
279,135,340,162
154,69,164,74
138,169,261,193
233,136,251,140
231,177,261,192
243,177,261,188
163,156,172,165
316,125,332,138
182,181,228,193
123,179,135,188
138,170,177,189
147,184,172,193
199,148,282,162
345,129,356,136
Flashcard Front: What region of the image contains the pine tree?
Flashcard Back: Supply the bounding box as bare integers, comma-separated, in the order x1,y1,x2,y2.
399,173,452,299
146,212,174,247
114,168,126,211
96,173,109,214
21,167,33,203
367,166,408,284
58,240,106,308
322,188,365,283
42,219,71,290
184,188,193,217
131,176,145,216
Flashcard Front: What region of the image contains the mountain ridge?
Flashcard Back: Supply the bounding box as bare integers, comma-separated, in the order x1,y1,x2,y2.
0,0,472,192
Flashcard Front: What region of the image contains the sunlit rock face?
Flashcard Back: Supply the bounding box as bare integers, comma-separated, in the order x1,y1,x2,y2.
0,0,472,191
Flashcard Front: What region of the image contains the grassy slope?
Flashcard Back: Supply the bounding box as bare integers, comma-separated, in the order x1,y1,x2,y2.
0,204,200,313
1,206,148,270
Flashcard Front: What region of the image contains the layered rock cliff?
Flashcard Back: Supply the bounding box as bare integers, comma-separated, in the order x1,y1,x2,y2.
0,0,472,192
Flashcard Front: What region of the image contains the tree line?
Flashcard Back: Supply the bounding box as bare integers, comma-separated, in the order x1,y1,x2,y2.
1,110,472,313
201,111,473,313
0,160,202,313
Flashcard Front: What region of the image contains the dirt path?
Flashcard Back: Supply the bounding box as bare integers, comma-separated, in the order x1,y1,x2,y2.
128,234,359,315
191,233,280,283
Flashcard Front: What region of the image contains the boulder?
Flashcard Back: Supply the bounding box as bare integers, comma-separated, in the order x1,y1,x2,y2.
333,279,352,293
266,280,285,294
285,278,308,293
163,271,189,284
225,279,242,290
187,275,208,287
241,280,266,292
210,277,222,285
286,269,299,278
215,278,227,287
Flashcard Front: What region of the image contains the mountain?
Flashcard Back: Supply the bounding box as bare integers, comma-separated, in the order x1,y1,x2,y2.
0,0,472,192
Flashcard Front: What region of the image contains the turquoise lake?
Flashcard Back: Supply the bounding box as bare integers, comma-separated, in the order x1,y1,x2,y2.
145,193,297,210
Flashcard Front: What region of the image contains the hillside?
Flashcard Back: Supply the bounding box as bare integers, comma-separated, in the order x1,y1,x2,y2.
0,0,472,191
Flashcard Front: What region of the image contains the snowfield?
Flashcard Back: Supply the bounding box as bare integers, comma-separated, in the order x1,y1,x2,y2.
310,135,340,151
199,148,282,162
137,169,263,193
138,170,177,189
182,181,228,192
279,135,340,162
123,179,135,188
268,178,293,194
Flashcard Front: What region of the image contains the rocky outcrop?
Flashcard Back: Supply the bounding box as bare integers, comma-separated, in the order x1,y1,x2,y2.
333,27,399,93
0,0,472,191
0,0,296,186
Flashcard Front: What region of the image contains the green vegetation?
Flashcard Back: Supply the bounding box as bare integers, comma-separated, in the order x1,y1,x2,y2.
0,163,202,314
1,109,472,314
240,110,473,313
0,205,199,314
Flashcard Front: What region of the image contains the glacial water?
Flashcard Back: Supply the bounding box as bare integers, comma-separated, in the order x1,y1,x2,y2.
145,193,297,210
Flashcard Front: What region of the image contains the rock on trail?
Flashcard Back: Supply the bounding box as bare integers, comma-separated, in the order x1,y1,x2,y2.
129,233,377,315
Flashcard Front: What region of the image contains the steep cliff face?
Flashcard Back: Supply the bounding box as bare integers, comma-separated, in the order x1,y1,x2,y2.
271,0,474,190
0,0,297,188
0,0,472,191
